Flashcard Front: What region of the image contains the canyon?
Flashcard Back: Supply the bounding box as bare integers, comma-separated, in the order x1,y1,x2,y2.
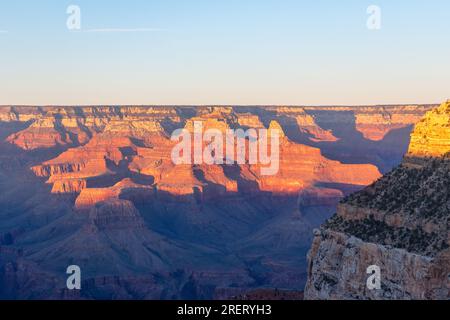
305,101,450,300
0,104,434,299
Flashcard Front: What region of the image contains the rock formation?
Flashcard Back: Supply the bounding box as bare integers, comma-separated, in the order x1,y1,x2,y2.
305,101,450,300
407,101,450,158
0,104,435,299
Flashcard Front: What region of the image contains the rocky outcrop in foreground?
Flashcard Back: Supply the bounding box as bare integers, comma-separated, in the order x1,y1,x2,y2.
306,229,448,299
305,101,450,300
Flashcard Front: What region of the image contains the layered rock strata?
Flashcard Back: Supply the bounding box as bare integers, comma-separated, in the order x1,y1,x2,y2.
305,101,450,300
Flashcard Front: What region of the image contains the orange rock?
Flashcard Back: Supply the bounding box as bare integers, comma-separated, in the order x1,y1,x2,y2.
255,123,381,194
74,178,153,210
51,179,87,194
75,188,119,210
2,105,423,208
407,100,450,158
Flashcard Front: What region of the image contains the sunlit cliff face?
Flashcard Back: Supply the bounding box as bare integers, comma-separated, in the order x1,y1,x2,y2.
305,101,450,300
407,100,450,158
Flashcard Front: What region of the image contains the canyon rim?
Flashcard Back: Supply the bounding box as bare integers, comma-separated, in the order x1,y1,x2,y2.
305,101,450,300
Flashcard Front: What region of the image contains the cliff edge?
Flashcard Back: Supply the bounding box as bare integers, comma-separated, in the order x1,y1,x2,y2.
304,101,450,300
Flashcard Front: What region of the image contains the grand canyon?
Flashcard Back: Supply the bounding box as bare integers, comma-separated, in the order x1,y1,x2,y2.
0,104,440,299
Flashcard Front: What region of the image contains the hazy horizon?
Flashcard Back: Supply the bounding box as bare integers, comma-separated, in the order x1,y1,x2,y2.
0,102,442,108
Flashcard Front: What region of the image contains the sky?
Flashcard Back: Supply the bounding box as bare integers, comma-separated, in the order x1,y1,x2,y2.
0,0,449,106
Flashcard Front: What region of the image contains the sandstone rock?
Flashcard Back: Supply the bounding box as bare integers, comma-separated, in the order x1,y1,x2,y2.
75,178,153,209
304,230,449,300
408,100,450,158
305,101,450,300
51,179,87,194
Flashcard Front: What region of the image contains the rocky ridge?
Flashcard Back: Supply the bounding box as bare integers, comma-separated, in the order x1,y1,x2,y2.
305,101,450,300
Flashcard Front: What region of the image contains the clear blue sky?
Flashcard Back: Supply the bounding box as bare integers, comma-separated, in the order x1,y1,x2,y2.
0,0,449,105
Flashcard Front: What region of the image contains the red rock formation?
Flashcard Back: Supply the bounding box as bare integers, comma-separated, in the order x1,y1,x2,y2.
75,188,119,210
1,105,429,210
157,164,204,197
51,179,87,194
254,121,382,195
75,178,152,210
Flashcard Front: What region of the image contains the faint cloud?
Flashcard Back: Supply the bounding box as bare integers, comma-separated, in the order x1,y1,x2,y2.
80,28,164,33
0,30,8,34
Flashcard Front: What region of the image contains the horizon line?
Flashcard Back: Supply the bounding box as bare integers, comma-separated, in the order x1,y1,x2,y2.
0,102,441,108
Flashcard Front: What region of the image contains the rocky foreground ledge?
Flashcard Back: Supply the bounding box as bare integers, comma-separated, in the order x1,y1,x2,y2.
304,101,450,300
305,229,448,299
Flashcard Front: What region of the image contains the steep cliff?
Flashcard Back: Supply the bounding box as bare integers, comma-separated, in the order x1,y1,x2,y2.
305,101,450,300
408,101,450,158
